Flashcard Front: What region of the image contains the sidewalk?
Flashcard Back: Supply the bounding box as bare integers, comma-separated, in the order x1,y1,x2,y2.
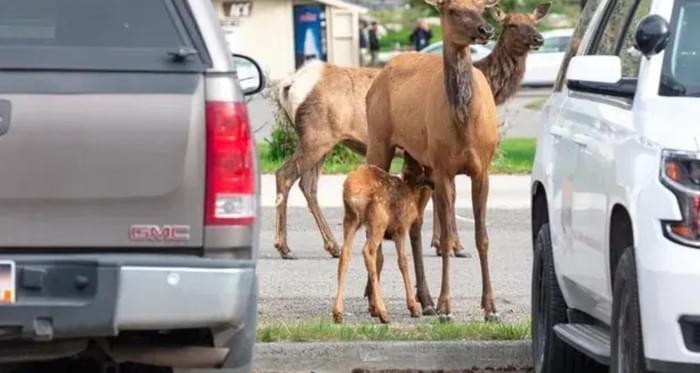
260,174,531,210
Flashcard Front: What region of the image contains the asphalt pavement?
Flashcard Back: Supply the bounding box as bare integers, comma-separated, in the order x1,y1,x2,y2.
257,175,532,324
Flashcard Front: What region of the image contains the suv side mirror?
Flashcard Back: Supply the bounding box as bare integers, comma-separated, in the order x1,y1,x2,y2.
566,55,637,98
233,54,265,96
566,55,622,84
635,14,671,58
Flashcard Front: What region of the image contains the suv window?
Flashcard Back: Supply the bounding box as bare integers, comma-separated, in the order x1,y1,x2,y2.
660,0,700,97
554,0,603,92
593,0,638,55
534,36,570,54
618,0,652,78
0,0,205,72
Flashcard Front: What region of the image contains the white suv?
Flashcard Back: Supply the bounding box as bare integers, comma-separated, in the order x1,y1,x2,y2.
530,0,700,372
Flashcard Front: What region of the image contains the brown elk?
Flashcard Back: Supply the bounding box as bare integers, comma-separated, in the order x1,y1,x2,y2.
274,3,549,261
274,62,380,259
431,2,551,256
365,0,500,319
332,165,432,324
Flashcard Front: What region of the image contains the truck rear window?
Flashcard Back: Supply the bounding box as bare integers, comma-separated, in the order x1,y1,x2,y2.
0,0,206,72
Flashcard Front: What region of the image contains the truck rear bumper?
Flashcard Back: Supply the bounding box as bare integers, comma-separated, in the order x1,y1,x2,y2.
0,254,256,341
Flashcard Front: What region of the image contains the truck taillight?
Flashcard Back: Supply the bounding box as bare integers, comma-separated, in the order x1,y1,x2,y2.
205,101,256,226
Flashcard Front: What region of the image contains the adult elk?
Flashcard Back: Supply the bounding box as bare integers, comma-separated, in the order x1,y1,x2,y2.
365,0,500,319
432,3,551,256
274,63,379,259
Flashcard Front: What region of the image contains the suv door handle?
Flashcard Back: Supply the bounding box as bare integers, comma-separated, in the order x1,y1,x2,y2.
572,134,591,147
550,126,567,138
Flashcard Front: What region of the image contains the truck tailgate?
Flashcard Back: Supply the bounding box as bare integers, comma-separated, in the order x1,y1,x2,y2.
0,72,205,248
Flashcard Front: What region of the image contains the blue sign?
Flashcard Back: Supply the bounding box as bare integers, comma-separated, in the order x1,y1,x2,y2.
293,4,327,68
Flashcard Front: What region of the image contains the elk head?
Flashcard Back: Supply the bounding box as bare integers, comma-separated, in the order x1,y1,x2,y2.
490,3,551,54
425,0,500,47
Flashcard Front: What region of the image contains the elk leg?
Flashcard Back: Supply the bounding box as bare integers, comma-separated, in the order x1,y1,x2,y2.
332,209,360,323
274,144,333,259
364,243,384,316
299,156,340,258
431,179,469,258
472,172,498,321
434,176,456,316
402,155,436,315
364,225,390,323
366,142,395,172
394,232,421,318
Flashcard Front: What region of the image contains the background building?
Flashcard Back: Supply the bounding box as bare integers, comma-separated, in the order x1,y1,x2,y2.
213,0,368,81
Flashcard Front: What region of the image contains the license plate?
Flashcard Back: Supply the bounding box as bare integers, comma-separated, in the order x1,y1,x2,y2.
0,261,15,304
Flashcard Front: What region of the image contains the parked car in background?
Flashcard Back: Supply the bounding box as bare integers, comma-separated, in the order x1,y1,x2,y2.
531,0,700,372
0,0,263,372
421,41,494,62
522,28,574,86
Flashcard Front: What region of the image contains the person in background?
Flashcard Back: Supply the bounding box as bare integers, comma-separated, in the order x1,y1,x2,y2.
359,20,368,66
409,19,432,51
368,22,381,66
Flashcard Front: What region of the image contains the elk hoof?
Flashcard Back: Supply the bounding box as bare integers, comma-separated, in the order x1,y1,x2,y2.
326,244,341,258
422,305,437,316
454,249,472,259
280,252,298,260
409,305,422,318
484,312,501,323
368,305,379,318
378,313,391,324
332,311,343,324
438,314,453,323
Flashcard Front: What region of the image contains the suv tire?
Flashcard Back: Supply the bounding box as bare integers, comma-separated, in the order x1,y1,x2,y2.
531,224,606,373
610,247,651,373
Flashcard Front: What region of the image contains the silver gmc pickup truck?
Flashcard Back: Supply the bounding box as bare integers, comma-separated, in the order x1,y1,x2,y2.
0,1,262,372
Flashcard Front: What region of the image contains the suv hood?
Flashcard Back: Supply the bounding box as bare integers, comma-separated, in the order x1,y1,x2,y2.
639,97,700,152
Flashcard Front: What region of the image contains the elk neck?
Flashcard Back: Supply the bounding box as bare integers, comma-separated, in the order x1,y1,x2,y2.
442,42,474,125
475,36,527,105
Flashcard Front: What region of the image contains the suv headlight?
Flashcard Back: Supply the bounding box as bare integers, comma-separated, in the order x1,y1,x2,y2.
661,150,700,246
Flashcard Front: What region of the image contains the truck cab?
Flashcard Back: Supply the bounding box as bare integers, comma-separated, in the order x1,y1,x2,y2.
0,1,264,372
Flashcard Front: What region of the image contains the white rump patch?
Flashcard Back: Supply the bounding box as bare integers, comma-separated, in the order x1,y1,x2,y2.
277,60,325,121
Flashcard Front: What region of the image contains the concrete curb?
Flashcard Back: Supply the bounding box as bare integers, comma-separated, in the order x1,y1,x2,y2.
254,341,532,372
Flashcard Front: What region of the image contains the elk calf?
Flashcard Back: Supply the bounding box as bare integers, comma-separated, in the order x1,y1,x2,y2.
332,165,432,324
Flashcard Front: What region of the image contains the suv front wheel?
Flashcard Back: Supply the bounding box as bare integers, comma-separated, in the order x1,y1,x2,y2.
610,247,652,373
531,224,606,373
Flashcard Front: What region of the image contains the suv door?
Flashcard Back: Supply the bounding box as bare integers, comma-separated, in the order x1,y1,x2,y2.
562,0,651,322
544,0,603,305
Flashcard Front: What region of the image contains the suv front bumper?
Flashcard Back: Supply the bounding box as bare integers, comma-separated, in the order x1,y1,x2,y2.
638,222,700,371
0,254,256,367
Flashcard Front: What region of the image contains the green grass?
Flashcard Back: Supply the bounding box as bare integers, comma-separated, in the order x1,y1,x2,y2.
257,138,536,175
491,138,537,174
257,319,530,343
525,97,548,111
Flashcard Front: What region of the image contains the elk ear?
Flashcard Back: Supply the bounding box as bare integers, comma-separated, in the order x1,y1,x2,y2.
425,0,448,10
532,2,551,22
490,6,507,23
481,0,500,8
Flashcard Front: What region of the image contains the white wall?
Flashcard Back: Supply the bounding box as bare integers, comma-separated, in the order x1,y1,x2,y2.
213,0,296,81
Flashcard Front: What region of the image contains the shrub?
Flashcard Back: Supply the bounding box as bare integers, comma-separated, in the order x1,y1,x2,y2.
265,113,298,161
